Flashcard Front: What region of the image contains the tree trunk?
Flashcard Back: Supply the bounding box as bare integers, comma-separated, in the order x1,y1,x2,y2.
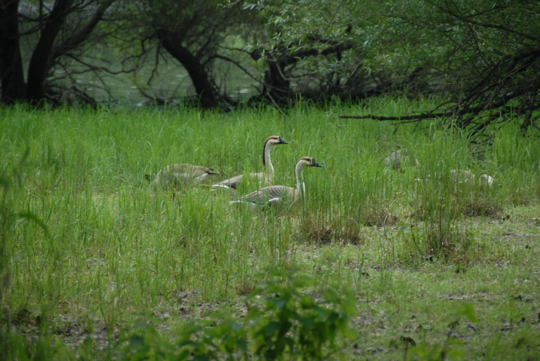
257,41,353,105
0,0,26,103
156,29,220,109
26,0,72,103
262,57,293,105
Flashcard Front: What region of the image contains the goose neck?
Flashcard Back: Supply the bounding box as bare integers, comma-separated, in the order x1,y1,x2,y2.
263,141,274,181
295,161,306,197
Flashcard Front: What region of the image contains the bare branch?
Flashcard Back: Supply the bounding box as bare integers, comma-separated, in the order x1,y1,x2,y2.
64,53,139,75
209,54,261,83
339,111,451,121
52,0,115,59
426,0,540,43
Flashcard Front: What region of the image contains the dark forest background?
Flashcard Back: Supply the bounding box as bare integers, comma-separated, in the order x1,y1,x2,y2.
1,0,539,131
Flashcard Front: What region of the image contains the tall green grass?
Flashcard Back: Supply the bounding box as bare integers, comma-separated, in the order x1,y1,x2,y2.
0,99,539,352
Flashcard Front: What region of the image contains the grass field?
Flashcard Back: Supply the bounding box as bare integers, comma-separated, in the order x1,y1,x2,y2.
1,98,539,360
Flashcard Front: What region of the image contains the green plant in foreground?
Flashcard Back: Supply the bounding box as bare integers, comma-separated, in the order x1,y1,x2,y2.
404,304,477,361
0,326,74,361
248,271,356,361
123,270,356,361
125,317,249,361
1,153,51,308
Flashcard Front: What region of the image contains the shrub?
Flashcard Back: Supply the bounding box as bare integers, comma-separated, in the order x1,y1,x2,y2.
122,270,356,361
248,271,356,361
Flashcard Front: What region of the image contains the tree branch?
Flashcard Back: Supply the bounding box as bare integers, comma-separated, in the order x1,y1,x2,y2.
209,54,261,83
52,0,114,59
426,0,540,43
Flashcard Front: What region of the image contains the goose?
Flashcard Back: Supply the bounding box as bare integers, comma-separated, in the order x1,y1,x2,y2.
478,173,494,186
384,149,407,170
149,163,219,189
212,135,287,190
450,169,475,184
384,149,419,170
230,156,322,208
416,169,494,187
450,169,494,187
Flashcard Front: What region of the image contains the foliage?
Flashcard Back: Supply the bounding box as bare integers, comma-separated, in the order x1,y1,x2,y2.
3,0,539,116
110,0,255,107
0,0,120,104
247,270,356,360
0,326,74,361
344,0,540,132
239,0,390,102
235,0,540,126
405,304,477,361
122,270,356,361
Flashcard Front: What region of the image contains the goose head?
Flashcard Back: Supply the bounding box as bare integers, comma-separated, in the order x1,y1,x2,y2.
265,135,288,146
262,136,288,166
299,156,323,168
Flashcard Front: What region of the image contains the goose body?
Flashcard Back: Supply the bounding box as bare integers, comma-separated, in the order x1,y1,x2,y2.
450,169,494,186
385,149,407,170
384,149,419,170
416,169,494,187
231,156,322,208
478,174,494,186
213,136,287,189
152,163,218,188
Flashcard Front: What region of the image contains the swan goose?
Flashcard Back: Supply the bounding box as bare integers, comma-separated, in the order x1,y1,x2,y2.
231,156,322,207
151,163,219,188
212,135,287,190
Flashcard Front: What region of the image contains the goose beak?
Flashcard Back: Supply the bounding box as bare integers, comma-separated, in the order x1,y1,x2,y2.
279,138,288,144
313,162,323,168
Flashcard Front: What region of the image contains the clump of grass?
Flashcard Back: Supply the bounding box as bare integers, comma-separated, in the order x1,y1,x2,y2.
361,201,398,227
296,212,364,245
406,162,480,263
461,194,503,217
424,220,475,263
406,186,478,264
413,182,504,219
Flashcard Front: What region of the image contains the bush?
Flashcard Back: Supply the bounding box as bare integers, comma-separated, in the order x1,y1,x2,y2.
122,270,356,361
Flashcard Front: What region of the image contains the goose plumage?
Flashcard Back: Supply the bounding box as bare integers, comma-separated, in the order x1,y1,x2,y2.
384,149,407,170
151,163,219,188
213,136,287,189
416,169,494,187
451,169,494,186
384,149,419,170
231,156,322,207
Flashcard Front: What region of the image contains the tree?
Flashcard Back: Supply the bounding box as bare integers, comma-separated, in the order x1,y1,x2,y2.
241,0,358,104
341,0,540,133
1,0,28,103
0,0,116,104
238,0,424,105
128,0,252,109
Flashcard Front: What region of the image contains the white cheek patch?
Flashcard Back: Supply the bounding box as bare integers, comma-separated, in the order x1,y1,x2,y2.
268,197,281,204
195,173,209,181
